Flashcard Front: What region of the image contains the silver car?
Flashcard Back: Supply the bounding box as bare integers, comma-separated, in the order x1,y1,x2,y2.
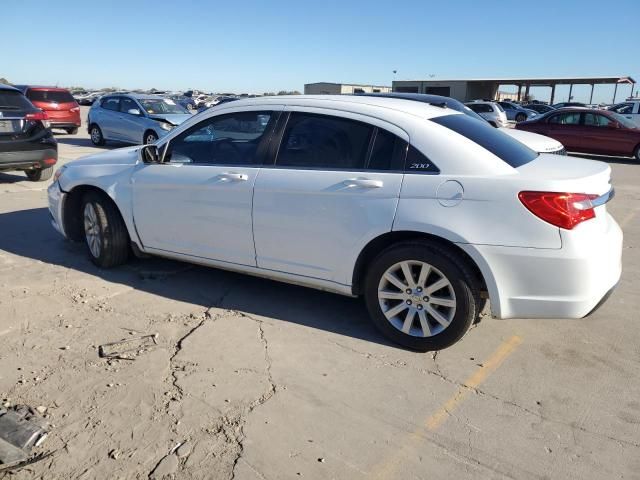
87,94,193,146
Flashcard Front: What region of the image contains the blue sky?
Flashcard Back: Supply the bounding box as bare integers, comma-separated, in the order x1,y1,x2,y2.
3,0,639,103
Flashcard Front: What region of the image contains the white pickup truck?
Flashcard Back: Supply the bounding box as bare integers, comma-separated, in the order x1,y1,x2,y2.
609,100,640,127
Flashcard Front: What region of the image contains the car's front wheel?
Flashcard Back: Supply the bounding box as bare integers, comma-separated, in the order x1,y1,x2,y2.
90,125,105,146
144,131,158,144
634,144,640,162
515,113,526,122
364,242,480,351
81,192,129,268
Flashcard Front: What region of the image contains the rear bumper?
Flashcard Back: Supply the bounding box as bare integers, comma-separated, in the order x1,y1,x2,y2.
459,213,623,319
0,148,57,170
50,121,81,129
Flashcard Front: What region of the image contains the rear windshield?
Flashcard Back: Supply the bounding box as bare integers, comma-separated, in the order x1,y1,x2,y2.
27,89,75,103
0,90,36,112
431,114,538,168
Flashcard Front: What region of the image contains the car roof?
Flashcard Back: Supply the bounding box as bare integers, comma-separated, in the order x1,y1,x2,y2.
14,85,71,92
209,94,463,121
0,83,20,92
104,93,172,100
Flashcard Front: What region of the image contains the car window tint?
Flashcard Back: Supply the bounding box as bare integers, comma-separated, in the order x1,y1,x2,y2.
405,145,439,174
168,111,274,165
431,113,537,168
548,112,580,125
27,90,75,103
276,112,373,169
584,113,612,127
120,98,138,113
368,128,404,171
101,97,120,111
0,90,36,112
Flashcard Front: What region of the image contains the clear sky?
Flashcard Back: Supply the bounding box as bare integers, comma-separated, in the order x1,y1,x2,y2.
3,0,639,103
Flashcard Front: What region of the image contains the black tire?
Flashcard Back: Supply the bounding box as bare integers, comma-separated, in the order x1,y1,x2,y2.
66,127,79,135
25,166,54,182
364,241,481,352
144,131,158,144
634,144,640,162
81,191,130,268
515,113,526,122
90,124,105,146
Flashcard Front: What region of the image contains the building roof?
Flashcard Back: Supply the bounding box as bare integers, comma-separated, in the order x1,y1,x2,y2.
305,82,391,88
394,76,636,85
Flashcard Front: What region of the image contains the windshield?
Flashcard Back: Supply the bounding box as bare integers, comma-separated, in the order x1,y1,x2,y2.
139,98,189,115
610,112,637,129
431,114,538,168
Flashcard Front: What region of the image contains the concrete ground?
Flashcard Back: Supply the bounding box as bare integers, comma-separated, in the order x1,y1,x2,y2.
1,109,639,479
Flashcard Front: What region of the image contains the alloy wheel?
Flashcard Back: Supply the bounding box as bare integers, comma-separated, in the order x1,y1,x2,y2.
91,128,101,144
377,260,456,338
83,203,101,258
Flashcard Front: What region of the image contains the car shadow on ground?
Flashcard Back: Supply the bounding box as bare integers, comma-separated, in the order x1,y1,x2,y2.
0,171,27,183
570,152,637,165
0,207,392,348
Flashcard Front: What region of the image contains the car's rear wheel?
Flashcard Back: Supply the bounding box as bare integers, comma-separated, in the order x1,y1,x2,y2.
90,125,105,146
66,127,79,135
144,131,158,144
364,242,480,351
634,144,640,162
81,192,129,268
515,113,526,122
25,166,54,182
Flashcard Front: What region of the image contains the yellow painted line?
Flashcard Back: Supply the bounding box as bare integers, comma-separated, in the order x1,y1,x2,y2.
373,335,522,480
426,335,522,431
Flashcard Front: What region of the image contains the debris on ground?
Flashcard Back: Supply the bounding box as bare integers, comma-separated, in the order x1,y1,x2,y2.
0,405,50,471
98,333,159,360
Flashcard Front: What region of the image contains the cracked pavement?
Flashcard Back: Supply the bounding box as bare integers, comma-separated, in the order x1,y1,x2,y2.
0,114,639,479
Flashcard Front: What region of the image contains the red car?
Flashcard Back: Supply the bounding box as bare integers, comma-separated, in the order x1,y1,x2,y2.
515,108,640,161
14,85,81,134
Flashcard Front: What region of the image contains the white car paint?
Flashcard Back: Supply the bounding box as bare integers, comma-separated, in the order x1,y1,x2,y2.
465,101,508,127
500,128,565,154
609,100,640,127
48,95,622,331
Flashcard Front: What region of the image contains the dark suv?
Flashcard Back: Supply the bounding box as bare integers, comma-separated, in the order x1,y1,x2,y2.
0,84,57,181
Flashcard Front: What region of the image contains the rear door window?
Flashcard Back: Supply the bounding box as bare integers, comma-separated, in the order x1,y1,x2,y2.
367,128,405,171
431,113,537,168
276,112,373,170
27,90,75,103
101,97,120,111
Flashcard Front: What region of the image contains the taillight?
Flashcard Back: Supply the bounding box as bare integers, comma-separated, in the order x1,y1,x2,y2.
518,191,599,230
70,107,80,113
25,111,49,121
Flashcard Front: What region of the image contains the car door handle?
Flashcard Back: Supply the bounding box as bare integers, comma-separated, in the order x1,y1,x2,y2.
343,178,383,188
217,172,248,182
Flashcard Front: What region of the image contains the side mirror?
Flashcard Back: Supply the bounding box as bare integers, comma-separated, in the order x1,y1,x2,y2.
128,108,142,116
140,144,160,163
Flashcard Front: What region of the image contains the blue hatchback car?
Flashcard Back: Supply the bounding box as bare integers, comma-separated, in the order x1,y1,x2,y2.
88,94,193,146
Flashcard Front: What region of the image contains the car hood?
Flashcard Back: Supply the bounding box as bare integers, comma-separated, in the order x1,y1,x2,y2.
147,113,192,126
500,128,563,153
67,145,141,167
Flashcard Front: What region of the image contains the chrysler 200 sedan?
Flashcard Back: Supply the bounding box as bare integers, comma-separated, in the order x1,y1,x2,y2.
48,96,622,351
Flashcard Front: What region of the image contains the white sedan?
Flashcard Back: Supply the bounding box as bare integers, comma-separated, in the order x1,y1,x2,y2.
48,95,622,351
